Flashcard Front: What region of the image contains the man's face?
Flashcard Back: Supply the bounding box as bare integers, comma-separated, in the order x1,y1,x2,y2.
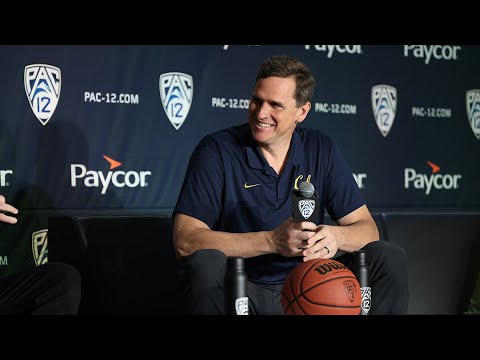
248,76,309,148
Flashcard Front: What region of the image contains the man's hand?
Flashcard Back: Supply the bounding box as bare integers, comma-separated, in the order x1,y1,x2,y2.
302,224,338,261
270,217,317,257
0,194,18,224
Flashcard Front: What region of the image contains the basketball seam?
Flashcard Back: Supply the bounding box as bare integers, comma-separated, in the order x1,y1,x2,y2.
302,275,360,307
290,259,323,315
284,260,319,315
282,260,361,314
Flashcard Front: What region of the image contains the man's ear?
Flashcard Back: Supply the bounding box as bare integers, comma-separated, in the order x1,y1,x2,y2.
296,102,311,124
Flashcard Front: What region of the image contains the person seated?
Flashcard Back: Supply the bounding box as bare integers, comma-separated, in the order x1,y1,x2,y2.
0,194,81,315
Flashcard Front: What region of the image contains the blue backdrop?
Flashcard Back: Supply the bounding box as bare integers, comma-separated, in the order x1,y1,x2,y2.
0,44,479,274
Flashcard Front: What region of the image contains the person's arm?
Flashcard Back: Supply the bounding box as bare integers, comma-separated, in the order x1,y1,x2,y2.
0,194,18,224
302,205,378,261
173,213,318,260
333,204,378,251
301,137,377,261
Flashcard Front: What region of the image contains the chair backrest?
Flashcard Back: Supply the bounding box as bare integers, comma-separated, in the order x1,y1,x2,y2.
49,214,179,314
49,210,480,315
381,212,480,314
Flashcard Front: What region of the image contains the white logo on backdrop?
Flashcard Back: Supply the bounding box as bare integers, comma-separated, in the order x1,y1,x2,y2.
0,169,13,187
466,89,480,140
304,45,362,57
159,72,193,130
32,229,48,266
24,64,61,126
372,85,397,137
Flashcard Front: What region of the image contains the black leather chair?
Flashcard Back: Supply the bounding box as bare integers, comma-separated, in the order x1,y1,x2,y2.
49,213,180,315
49,210,480,315
48,211,386,315
381,212,480,314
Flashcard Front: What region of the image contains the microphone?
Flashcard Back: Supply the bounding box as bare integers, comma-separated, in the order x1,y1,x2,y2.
292,181,320,223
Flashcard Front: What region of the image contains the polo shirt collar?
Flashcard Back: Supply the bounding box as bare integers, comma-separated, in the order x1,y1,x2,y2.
245,126,304,170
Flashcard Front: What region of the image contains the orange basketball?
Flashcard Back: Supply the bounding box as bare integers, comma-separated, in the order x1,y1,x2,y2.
281,258,361,315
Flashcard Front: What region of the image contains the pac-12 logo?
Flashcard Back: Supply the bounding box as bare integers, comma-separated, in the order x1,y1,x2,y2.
24,64,61,126
361,287,371,313
32,229,48,266
159,72,193,130
235,297,249,315
466,89,480,140
298,200,315,220
371,85,397,137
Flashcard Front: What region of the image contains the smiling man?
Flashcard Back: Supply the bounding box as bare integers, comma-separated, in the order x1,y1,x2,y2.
173,55,408,315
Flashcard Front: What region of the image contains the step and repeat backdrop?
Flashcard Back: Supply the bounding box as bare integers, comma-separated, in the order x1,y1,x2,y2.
0,45,479,275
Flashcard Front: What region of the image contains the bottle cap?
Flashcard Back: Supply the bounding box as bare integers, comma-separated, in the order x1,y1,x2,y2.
355,250,367,265
227,256,245,272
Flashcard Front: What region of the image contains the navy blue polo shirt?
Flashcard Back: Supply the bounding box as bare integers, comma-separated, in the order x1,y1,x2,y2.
174,123,364,284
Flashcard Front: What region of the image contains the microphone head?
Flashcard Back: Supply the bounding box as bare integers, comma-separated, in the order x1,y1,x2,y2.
298,181,315,198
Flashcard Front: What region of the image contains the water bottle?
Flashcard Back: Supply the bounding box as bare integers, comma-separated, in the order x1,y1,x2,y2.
351,250,371,315
224,256,249,315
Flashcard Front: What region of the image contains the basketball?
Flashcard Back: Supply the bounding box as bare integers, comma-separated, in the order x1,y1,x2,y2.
281,258,361,315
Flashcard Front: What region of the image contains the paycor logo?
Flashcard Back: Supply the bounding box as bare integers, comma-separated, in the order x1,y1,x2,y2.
404,161,462,195
70,155,152,194
0,170,13,187
404,45,461,64
353,173,367,189
305,45,362,57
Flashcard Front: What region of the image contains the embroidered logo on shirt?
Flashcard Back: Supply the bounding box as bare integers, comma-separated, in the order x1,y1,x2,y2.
244,183,260,189
294,175,312,190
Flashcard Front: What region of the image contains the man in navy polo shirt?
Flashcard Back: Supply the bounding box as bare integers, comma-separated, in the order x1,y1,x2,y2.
173,55,408,315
